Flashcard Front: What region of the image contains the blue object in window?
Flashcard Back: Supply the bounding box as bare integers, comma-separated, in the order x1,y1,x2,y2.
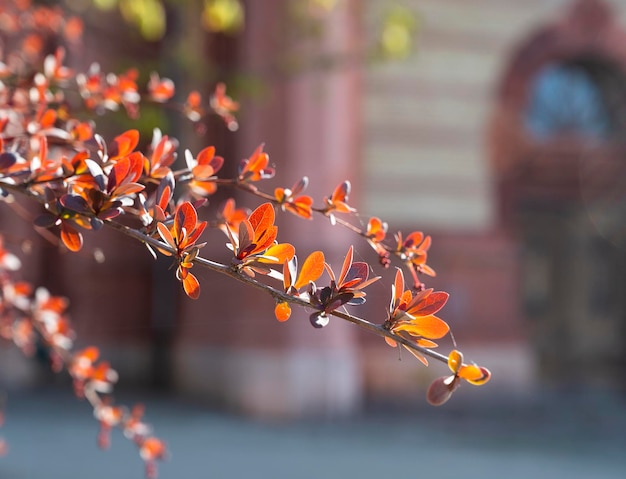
525,64,612,139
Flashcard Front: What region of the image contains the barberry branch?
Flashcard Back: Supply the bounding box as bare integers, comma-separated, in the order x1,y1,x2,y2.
0,2,491,478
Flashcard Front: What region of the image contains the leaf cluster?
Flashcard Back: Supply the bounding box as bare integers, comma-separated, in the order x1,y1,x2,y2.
0,2,491,477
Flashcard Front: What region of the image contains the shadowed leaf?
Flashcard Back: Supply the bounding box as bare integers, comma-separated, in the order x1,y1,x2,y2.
310,312,330,328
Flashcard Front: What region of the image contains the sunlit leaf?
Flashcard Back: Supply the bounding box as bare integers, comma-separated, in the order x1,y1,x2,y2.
255,243,295,264
366,217,387,242
394,314,449,339
294,251,325,290
112,129,139,159
182,271,200,299
60,223,83,252
458,365,491,385
448,349,463,373
249,202,274,234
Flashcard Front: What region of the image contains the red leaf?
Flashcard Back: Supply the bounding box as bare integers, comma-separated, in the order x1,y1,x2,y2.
407,291,449,317
174,202,198,242
237,219,254,255
113,129,139,158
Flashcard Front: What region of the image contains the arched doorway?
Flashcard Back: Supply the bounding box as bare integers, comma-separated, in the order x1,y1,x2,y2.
490,0,626,391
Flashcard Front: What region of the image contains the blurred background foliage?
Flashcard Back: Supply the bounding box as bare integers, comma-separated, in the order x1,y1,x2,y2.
63,0,419,58
51,0,421,155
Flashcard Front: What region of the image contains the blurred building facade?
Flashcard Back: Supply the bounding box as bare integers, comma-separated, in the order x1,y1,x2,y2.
3,0,626,416
362,0,626,400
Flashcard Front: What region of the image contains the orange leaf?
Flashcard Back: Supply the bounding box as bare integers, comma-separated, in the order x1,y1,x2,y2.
326,180,355,214
420,264,437,277
392,268,404,306
256,243,295,264
157,185,172,212
75,346,99,362
186,220,207,247
140,437,167,461
332,181,350,203
185,91,203,121
394,314,450,339
40,109,57,128
187,91,201,108
274,187,287,203
367,217,387,242
38,135,48,163
458,365,491,385
415,338,439,348
71,121,94,141
113,129,139,158
148,73,175,102
448,349,464,373
242,145,270,181
219,198,248,231
61,223,83,252
189,180,217,197
249,203,275,236
403,231,424,249
253,225,277,254
285,196,313,219
182,272,200,299
294,251,325,290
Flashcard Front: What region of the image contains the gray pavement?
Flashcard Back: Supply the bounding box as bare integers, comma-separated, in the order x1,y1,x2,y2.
1,388,626,479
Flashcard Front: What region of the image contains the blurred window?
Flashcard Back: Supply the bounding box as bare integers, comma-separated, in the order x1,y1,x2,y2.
525,64,612,140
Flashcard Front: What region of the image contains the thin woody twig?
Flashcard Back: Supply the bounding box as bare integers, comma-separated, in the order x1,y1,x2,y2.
104,217,448,365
